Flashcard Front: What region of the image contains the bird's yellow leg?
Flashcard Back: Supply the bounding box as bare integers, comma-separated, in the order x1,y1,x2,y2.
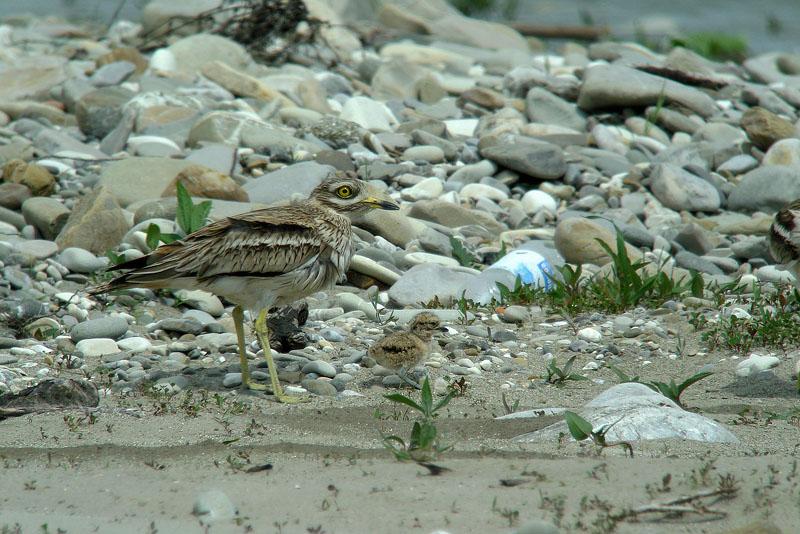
233,306,266,391
254,308,307,403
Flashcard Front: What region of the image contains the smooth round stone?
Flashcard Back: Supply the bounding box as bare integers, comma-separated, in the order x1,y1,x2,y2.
14,240,59,260
402,145,445,163
127,135,183,157
319,328,345,343
334,372,354,383
520,190,557,214
459,183,509,202
182,309,217,326
10,347,36,357
501,305,529,323
491,329,517,342
514,519,559,534
577,328,602,343
404,252,460,268
307,379,338,396
159,318,204,335
372,365,395,377
2,267,32,289
614,316,634,329
222,373,243,388
173,289,224,317
465,325,490,338
400,177,444,201
70,317,129,342
76,338,120,357
735,354,780,377
192,490,236,525
302,360,337,378
755,265,796,284
339,96,398,132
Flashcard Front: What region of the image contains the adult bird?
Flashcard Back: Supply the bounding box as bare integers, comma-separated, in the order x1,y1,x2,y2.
90,172,399,402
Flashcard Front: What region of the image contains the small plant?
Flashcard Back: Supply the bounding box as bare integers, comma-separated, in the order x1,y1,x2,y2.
175,181,212,234
381,378,455,462
105,249,128,266
648,372,713,409
491,497,520,527
644,83,666,135
367,288,394,326
671,32,748,61
564,411,633,457
501,392,520,415
545,356,588,388
445,375,469,396
454,291,477,326
449,237,478,268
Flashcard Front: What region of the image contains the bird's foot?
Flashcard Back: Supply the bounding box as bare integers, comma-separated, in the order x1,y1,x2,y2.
273,392,310,404
243,379,267,391
400,374,423,390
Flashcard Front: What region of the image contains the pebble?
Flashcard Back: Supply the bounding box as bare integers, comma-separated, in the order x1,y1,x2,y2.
75,338,120,358
70,317,130,342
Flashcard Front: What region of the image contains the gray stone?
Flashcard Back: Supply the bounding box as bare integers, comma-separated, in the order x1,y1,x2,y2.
158,318,204,335
75,86,135,139
57,247,107,273
13,240,58,260
166,32,253,78
674,223,716,255
306,379,338,396
409,199,506,235
98,157,195,207
243,161,334,205
649,164,721,212
526,87,586,131
71,317,129,342
357,210,429,248
21,197,70,240
56,186,130,255
674,251,725,275
727,166,800,212
222,373,243,388
2,267,32,289
0,183,32,210
480,142,566,181
578,64,716,117
302,360,337,378
389,263,478,307
75,338,120,357
90,61,136,87
173,289,224,317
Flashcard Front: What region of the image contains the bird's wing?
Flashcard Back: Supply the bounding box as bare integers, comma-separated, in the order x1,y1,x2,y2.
115,205,349,285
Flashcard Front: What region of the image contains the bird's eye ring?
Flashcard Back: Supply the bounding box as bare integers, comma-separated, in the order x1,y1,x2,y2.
336,185,353,198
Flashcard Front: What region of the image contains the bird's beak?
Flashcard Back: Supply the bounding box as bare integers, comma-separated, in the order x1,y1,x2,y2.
361,195,399,210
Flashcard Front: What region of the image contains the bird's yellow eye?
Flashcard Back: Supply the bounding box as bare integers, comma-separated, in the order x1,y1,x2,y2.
336,185,353,198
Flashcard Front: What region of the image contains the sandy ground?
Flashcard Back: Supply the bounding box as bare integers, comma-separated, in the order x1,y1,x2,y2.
1,335,799,534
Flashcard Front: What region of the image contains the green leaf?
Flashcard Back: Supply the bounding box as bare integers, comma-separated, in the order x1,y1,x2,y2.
191,200,212,233
146,223,162,251
677,372,713,393
416,422,437,447
420,378,433,415
384,394,423,414
690,270,704,298
564,411,592,441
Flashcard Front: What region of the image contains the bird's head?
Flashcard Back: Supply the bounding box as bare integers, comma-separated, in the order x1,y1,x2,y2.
311,171,399,219
409,312,447,341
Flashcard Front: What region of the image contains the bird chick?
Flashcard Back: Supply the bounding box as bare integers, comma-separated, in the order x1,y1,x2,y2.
768,199,800,284
369,312,446,389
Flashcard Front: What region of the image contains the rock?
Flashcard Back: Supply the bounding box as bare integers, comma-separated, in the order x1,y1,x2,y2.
3,159,55,196
243,161,334,205
0,56,68,101
98,157,196,207
13,240,58,260
56,186,130,255
402,145,445,164
306,379,338,396
735,354,781,377
673,251,725,275
460,183,508,203
21,197,70,240
96,46,149,77
357,210,429,248
480,142,566,181
521,190,557,214
75,338,121,358
75,86,135,139
579,64,716,117
648,164,721,212
349,255,401,285
302,360,337,378
409,199,506,235
90,61,136,87
161,164,248,201
173,289,224,317
389,264,478,307
306,118,362,149
762,138,800,167
0,183,31,210
514,383,739,443
554,217,642,266
727,166,800,212
740,106,797,151
117,337,152,353
188,111,318,154
400,177,444,201
200,60,294,106
526,87,586,131
71,317,129,342
167,33,253,78
339,96,399,132
56,248,107,274
192,490,237,525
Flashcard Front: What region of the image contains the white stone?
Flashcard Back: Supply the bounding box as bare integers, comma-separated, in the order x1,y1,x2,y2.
459,183,508,202
735,353,780,377
117,337,152,353
149,48,177,71
339,96,398,132
404,252,460,268
444,119,478,137
520,190,557,214
577,327,602,343
76,338,120,358
401,177,444,201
